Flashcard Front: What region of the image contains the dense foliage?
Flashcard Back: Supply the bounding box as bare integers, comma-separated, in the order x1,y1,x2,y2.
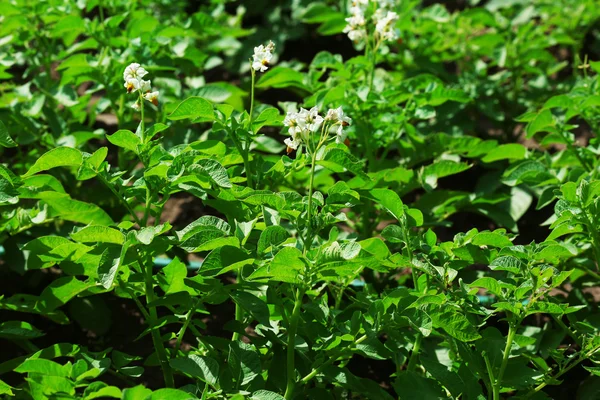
1,0,600,399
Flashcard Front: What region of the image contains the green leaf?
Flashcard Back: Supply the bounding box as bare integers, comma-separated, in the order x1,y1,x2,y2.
251,390,286,400
107,130,141,152
526,109,554,137
368,188,404,221
471,231,513,248
429,306,481,342
231,291,270,326
70,226,125,245
0,379,14,396
176,216,231,241
201,246,254,276
38,277,96,312
168,97,214,121
23,147,83,177
320,146,370,180
301,3,340,23
428,86,471,106
15,359,68,377
394,371,446,400
249,246,306,283
179,227,239,253
136,223,171,245
38,192,113,225
150,388,198,400
583,366,600,376
191,159,231,188
471,277,502,297
257,225,289,254
228,341,261,385
98,246,123,290
421,161,471,191
503,161,549,186
0,321,45,339
256,67,306,90
0,120,17,148
170,355,219,386
482,144,527,163
489,256,522,273
162,258,192,294
122,385,152,400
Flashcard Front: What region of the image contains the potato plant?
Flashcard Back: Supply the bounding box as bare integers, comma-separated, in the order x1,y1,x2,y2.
1,0,600,399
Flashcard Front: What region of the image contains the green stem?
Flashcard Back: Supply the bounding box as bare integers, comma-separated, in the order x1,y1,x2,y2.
284,288,305,400
406,333,422,372
142,186,152,226
249,69,255,130
579,264,600,280
98,174,142,226
524,344,600,398
492,323,517,400
120,283,151,322
176,300,197,352
304,150,318,252
300,334,368,384
230,129,253,188
139,92,146,143
143,260,174,388
558,126,592,172
551,314,580,346
482,352,496,400
232,272,244,342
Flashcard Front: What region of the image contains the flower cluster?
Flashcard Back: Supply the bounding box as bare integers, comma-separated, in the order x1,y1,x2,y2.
252,41,275,73
343,1,368,43
343,0,399,44
123,63,159,110
283,106,351,153
374,9,399,41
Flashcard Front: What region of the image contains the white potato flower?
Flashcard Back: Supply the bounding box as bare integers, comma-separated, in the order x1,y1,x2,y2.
144,91,159,105
140,79,151,93
123,62,159,109
123,63,148,82
344,8,367,43
326,106,352,144
326,106,352,125
351,0,370,7
377,0,396,9
298,107,324,133
283,111,303,136
375,11,399,41
284,136,302,152
252,41,275,72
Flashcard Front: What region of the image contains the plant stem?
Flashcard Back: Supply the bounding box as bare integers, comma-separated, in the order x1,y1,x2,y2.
232,272,244,341
492,323,516,400
284,288,305,400
406,333,422,372
98,174,142,226
551,314,580,346
229,129,253,188
142,186,152,226
482,352,496,400
249,69,255,130
139,92,146,143
525,344,600,397
143,260,174,388
176,300,197,352
304,150,318,252
300,334,368,384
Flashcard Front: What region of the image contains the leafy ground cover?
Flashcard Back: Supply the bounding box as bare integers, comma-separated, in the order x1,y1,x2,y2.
1,0,600,399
